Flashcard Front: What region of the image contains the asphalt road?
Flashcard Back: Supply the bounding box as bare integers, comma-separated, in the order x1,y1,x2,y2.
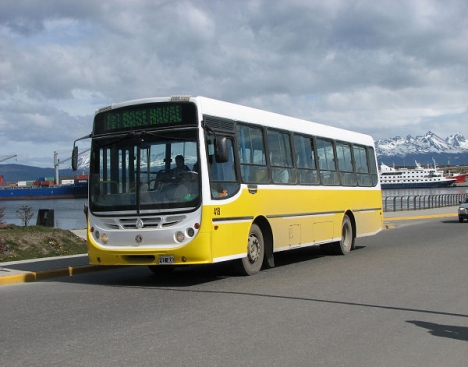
1,217,467,367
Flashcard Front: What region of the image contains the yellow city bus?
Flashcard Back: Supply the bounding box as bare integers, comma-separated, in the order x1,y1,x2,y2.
72,96,383,275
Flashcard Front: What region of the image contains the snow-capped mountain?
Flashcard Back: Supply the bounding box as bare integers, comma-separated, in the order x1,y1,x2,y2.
376,132,468,166
446,133,468,149
69,152,90,171
376,131,468,156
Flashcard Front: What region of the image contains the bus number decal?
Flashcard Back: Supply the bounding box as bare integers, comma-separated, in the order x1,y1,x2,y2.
214,207,221,216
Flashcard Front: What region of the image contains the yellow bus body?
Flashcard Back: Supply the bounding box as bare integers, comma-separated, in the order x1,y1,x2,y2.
87,185,382,266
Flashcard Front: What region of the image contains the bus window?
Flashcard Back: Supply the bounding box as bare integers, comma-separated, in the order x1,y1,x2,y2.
294,134,319,184
353,145,372,186
90,130,200,212
316,138,339,185
206,135,239,198
236,124,268,183
92,143,137,204
267,130,295,184
336,142,356,186
368,147,379,186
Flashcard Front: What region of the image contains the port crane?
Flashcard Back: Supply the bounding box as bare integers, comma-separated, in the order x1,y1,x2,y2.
54,150,89,184
0,155,17,185
0,154,17,163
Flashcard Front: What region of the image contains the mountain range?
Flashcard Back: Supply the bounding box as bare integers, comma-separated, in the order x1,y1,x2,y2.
375,131,468,166
1,131,467,182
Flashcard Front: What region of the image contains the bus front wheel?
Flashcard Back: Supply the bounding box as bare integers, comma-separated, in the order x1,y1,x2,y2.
235,224,264,276
332,214,354,255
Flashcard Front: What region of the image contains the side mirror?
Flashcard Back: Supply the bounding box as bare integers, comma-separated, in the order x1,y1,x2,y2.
71,146,79,171
215,137,229,163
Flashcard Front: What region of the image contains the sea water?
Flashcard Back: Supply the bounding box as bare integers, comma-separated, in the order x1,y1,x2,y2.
0,199,87,230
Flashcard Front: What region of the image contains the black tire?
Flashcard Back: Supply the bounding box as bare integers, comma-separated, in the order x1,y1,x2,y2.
332,215,354,255
459,216,464,223
235,224,264,276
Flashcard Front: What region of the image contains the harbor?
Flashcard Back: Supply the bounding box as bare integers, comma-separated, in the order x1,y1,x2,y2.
0,177,88,200
0,152,88,200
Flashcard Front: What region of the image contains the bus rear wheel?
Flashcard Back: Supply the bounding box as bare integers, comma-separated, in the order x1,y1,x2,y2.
235,224,264,276
332,214,354,255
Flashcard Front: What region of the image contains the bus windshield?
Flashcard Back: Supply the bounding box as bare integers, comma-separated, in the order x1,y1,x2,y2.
89,129,200,214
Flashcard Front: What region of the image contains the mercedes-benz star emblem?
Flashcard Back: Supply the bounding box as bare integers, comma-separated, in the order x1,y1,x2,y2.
135,219,144,229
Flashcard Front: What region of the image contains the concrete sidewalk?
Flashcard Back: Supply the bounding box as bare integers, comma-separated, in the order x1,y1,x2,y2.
0,206,460,286
383,206,458,220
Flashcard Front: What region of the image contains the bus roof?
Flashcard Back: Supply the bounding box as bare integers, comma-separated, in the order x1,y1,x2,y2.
97,96,375,146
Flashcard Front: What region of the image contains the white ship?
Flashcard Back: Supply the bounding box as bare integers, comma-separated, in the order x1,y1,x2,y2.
379,161,456,189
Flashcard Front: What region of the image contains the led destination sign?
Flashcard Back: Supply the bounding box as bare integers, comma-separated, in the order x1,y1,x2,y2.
93,103,197,135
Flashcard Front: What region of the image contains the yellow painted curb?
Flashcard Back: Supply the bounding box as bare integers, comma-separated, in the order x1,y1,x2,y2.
0,265,124,286
0,272,36,285
0,265,99,286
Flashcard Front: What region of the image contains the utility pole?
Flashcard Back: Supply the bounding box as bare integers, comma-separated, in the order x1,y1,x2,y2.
54,151,60,184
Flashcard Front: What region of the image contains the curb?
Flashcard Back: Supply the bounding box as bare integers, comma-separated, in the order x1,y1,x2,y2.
0,265,104,286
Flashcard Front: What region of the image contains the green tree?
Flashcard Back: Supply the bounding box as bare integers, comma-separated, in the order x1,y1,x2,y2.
16,205,34,227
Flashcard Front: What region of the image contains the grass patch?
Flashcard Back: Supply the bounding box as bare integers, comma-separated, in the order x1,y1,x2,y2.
0,225,87,262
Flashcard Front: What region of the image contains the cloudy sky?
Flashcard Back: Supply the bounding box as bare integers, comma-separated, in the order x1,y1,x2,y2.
1,0,467,167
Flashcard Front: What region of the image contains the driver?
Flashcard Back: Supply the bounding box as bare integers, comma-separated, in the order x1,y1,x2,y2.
172,155,190,177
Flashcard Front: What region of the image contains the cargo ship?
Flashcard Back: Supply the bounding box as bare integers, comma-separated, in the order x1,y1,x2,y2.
0,175,88,200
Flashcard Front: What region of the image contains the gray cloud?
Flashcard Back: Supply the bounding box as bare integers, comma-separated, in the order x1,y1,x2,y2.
0,0,466,167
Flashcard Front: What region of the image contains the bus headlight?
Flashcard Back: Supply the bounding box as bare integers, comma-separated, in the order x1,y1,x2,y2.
101,233,109,244
175,231,185,243
187,227,195,237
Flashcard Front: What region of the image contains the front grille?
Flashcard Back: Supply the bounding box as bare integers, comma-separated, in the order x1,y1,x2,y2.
100,215,186,230
119,217,162,229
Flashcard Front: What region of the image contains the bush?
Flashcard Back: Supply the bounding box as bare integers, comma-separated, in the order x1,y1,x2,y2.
16,205,35,227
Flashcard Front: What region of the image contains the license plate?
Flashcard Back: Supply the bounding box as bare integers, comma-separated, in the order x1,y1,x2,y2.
159,255,175,265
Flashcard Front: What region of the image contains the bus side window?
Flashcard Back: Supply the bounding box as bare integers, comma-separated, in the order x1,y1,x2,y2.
294,134,319,185
316,138,339,185
336,142,356,186
353,145,372,186
207,136,239,198
368,146,379,186
267,130,295,184
236,124,268,183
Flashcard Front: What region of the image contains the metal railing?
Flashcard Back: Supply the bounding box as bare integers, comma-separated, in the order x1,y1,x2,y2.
382,194,467,212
